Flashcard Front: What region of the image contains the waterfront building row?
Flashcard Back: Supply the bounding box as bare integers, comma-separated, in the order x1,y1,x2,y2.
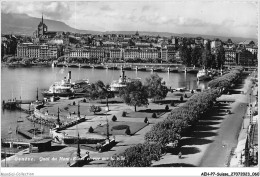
65,47,167,60
16,43,58,58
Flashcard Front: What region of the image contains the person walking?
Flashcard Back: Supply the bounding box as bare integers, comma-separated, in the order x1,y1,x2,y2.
178,151,182,159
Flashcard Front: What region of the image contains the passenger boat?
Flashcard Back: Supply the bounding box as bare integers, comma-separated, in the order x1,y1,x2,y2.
197,68,212,81
42,71,90,97
110,70,141,92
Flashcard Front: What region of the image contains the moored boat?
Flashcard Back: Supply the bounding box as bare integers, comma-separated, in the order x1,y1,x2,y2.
42,71,90,97
197,68,212,81
110,70,141,92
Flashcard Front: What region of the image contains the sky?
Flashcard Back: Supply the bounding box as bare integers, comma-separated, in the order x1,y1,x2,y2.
1,0,258,38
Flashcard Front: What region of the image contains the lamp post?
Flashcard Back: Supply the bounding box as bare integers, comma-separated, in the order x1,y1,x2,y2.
242,116,244,129
249,93,252,125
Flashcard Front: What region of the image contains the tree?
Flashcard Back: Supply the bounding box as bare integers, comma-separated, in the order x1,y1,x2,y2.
91,80,113,107
144,117,149,123
119,80,148,112
179,44,192,66
144,73,168,102
122,111,127,117
112,115,117,122
152,112,157,118
165,105,169,111
88,126,94,133
125,127,131,135
89,105,101,114
191,46,202,66
180,96,184,102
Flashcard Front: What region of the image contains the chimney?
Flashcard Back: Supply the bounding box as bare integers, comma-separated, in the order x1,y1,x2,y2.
68,71,72,83
122,70,125,82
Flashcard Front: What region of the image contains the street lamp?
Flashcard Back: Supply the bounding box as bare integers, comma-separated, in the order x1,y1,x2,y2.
242,116,245,129
249,93,252,124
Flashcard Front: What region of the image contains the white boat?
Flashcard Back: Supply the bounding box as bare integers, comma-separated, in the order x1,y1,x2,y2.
42,71,90,97
197,68,212,81
110,70,141,92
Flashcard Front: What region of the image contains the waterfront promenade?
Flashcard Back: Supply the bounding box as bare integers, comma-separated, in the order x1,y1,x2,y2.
152,72,256,167
2,71,256,167
1,91,191,167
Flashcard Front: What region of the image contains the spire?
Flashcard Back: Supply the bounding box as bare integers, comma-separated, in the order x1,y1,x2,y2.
42,13,43,24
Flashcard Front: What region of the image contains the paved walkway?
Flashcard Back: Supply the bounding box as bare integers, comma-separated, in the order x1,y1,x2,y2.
152,72,254,167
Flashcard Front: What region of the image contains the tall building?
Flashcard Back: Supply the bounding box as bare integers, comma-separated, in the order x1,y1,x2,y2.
16,43,58,58
37,14,48,37
224,49,237,66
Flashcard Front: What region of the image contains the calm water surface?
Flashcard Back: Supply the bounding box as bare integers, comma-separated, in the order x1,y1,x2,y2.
1,66,207,140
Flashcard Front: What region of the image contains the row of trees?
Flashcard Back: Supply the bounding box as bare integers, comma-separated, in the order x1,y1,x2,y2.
179,43,225,69
208,67,244,89
108,67,244,167
108,88,221,167
3,55,55,64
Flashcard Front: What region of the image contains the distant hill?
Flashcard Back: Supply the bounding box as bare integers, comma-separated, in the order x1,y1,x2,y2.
104,31,257,43
1,13,100,36
1,12,257,43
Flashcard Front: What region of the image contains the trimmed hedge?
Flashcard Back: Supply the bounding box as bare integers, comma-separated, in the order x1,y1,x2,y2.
108,143,162,167
145,88,220,146
208,67,243,89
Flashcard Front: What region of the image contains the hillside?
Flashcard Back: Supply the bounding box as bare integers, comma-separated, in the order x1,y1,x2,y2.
1,12,257,43
1,13,100,36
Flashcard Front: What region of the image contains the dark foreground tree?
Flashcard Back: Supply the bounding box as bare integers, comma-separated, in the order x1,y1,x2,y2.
144,73,168,102
119,80,148,112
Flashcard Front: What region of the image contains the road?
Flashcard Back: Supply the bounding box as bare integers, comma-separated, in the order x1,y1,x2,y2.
199,74,253,167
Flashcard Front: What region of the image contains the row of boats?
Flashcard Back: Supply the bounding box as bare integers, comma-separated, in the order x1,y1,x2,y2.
43,68,217,98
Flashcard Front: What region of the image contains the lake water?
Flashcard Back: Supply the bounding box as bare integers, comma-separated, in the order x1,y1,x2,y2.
1,66,207,140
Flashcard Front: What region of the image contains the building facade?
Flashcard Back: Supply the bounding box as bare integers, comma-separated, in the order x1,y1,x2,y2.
224,49,237,65
109,48,122,60
16,43,58,58
123,48,139,59
139,48,158,60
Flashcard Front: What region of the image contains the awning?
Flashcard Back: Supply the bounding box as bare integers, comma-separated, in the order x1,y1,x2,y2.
252,115,258,123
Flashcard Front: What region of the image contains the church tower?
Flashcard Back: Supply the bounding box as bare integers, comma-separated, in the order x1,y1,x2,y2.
37,13,48,37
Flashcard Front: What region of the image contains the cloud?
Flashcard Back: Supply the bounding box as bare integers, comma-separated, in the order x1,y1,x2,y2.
1,1,74,21
1,1,257,38
177,17,207,27
100,5,113,11
141,5,151,12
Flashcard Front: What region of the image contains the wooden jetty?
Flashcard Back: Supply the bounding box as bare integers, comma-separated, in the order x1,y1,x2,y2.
2,99,39,110
17,129,34,139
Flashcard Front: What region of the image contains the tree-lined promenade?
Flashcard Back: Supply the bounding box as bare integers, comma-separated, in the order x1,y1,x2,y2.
108,66,244,167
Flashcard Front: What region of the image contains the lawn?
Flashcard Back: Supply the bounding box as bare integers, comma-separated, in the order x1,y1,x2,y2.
125,109,170,118
94,121,147,136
